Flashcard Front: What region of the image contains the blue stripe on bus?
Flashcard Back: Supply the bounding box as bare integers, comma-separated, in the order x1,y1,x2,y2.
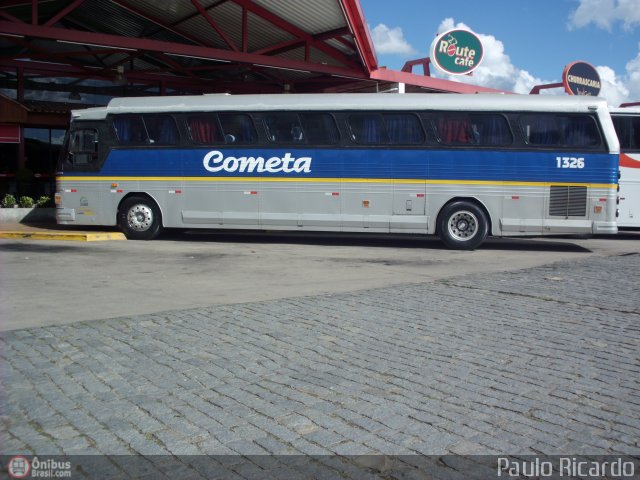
68,148,619,184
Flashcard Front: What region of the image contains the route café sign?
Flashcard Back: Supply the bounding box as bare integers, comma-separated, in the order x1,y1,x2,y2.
563,61,601,96
431,28,484,75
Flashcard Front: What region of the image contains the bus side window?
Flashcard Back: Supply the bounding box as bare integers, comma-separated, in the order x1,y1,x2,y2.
113,115,147,145
614,116,640,151
520,114,560,145
187,115,222,144
348,114,388,144
383,113,424,144
469,114,512,146
219,114,257,144
264,113,304,143
434,114,472,145
630,117,640,150
613,117,631,150
557,115,601,147
68,129,98,166
300,113,340,145
143,115,179,145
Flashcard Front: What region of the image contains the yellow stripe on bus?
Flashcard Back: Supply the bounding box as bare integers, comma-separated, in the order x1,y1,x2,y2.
57,176,618,189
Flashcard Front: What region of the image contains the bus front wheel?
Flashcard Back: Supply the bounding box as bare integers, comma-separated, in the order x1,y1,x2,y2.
118,196,162,240
437,201,489,250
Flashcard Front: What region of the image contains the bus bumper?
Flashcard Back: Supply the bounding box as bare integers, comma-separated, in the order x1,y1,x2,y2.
592,221,618,235
56,207,75,224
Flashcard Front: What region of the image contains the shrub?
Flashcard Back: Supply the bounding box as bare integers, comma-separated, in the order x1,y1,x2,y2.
36,196,52,208
18,196,35,208
1,194,16,208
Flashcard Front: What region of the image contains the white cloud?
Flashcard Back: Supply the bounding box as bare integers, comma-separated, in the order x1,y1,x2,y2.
625,48,640,101
597,65,630,107
370,23,417,56
437,18,456,34
569,0,640,31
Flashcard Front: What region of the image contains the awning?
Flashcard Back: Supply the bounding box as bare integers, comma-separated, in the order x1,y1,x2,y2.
0,124,20,143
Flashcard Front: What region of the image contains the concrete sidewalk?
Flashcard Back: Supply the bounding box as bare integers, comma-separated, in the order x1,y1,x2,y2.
0,222,126,241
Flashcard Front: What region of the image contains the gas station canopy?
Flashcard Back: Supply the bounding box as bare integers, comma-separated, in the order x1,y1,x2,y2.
0,0,506,98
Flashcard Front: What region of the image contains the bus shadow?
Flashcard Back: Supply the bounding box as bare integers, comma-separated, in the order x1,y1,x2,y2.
615,229,640,240
161,229,594,253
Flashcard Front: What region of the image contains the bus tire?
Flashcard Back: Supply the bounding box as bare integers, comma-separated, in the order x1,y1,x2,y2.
118,196,162,240
437,201,489,250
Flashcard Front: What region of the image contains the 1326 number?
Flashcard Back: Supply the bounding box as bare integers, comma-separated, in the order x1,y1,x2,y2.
556,156,585,169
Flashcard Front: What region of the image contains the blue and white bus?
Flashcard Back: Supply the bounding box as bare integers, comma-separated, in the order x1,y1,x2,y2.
611,107,640,228
55,93,619,249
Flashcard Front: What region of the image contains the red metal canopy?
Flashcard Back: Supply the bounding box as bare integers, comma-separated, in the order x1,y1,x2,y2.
0,0,506,100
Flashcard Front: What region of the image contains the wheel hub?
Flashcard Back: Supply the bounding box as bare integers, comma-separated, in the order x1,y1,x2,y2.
448,211,478,241
127,205,153,232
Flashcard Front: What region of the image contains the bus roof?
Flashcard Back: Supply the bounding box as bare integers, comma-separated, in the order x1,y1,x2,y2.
610,106,640,114
71,93,611,120
71,106,108,121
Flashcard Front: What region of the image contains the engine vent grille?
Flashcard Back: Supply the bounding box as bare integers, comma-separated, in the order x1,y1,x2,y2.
549,186,587,217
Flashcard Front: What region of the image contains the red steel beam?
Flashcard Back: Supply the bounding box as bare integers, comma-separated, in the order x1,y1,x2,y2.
0,9,23,23
44,0,86,27
530,82,563,94
231,0,361,70
0,58,224,90
156,52,203,80
0,30,111,77
0,1,37,6
190,0,239,52
401,58,431,76
315,27,350,41
0,20,368,78
241,5,248,52
110,0,208,48
370,68,511,94
253,39,304,56
254,28,350,57
340,0,377,72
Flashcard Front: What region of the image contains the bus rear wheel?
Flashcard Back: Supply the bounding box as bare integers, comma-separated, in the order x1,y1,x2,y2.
118,196,162,240
437,201,489,250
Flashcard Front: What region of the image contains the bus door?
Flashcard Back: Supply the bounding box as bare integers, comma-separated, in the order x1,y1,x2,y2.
57,123,107,225
612,112,640,228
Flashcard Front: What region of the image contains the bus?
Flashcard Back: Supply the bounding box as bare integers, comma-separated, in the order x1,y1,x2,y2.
55,93,619,249
610,107,640,228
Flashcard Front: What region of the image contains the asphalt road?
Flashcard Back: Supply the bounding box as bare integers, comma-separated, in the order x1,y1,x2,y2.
2,230,640,331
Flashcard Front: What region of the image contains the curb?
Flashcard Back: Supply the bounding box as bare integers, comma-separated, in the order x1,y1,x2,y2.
0,209,126,241
0,230,126,241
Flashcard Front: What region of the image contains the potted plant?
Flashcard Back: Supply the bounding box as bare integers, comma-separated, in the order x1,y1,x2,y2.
0,194,55,223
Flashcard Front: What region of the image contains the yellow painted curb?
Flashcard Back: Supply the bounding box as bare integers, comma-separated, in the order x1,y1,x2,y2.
0,231,127,241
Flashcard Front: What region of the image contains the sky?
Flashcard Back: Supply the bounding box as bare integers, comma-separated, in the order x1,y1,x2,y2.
359,0,640,106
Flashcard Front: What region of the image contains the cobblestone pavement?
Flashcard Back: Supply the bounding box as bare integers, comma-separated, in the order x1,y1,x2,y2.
1,253,639,474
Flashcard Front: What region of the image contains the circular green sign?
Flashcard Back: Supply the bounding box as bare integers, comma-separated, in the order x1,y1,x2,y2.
431,29,484,75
